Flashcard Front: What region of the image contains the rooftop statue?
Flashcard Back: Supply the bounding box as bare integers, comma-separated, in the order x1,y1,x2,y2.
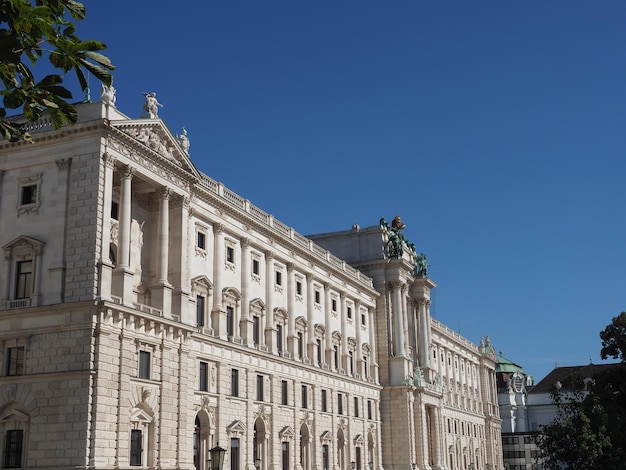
177,127,190,153
391,215,406,230
415,252,429,277
101,84,116,107
380,215,408,259
142,92,163,119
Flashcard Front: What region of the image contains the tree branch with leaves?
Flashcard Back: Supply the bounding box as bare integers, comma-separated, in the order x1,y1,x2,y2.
0,0,114,142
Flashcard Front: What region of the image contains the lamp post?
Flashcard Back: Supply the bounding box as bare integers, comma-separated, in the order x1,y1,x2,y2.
208,443,226,470
411,464,417,470
254,458,261,469
368,462,373,470
350,461,356,470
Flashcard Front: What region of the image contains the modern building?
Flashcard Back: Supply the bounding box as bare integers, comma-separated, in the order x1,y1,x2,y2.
0,94,503,470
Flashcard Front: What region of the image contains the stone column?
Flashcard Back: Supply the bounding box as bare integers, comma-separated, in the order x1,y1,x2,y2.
339,292,349,373
429,406,443,470
153,186,173,316
156,187,170,283
116,165,132,269
305,273,315,362
112,165,134,305
355,300,363,377
368,308,378,381
393,282,406,357
31,245,43,307
287,263,297,355
171,196,190,322
414,398,430,469
240,238,252,345
264,250,274,350
212,223,225,338
99,154,115,301
417,299,431,370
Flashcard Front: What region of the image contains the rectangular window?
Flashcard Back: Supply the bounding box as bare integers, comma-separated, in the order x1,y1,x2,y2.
281,380,288,405
130,429,142,466
337,393,343,415
282,442,289,470
347,306,352,319
20,185,37,205
349,351,354,375
231,369,239,397
322,444,329,470
331,299,337,311
6,347,24,376
321,389,328,412
367,400,373,420
3,430,23,468
196,295,205,326
230,438,240,470
314,290,320,304
15,260,32,299
256,375,264,401
138,350,150,379
354,397,359,417
301,385,308,409
226,246,234,263
296,281,302,295
197,232,206,250
275,271,282,286
199,361,208,392
297,332,303,359
226,306,234,337
363,356,369,378
334,345,339,369
253,316,259,344
276,324,283,352
361,312,366,326
252,259,260,275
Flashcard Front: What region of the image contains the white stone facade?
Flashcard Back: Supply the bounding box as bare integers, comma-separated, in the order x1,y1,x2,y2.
0,101,502,470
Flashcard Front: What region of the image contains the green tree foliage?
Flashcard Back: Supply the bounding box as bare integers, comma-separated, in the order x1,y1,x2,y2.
600,311,626,362
0,0,114,142
536,314,626,469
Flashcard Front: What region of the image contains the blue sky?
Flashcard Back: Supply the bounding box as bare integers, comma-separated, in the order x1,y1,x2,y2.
71,1,626,381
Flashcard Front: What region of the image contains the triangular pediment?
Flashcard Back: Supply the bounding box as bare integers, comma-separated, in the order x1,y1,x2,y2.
0,408,29,423
3,235,45,252
320,431,332,443
227,420,247,435
111,121,199,176
279,426,295,440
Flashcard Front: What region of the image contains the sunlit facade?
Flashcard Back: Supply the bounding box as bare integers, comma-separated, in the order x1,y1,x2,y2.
0,98,502,470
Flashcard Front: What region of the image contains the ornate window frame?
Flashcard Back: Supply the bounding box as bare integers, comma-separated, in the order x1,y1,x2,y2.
16,173,42,216
2,236,45,309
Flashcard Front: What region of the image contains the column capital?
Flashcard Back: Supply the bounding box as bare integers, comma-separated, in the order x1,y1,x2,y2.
120,164,134,179
102,152,116,168
55,158,71,170
159,186,171,199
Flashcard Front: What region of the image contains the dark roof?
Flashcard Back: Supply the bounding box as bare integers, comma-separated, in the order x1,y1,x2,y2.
529,363,622,394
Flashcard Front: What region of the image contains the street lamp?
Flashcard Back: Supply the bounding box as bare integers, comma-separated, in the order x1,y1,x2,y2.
368,462,373,470
209,443,226,470
411,464,417,470
351,461,356,470
254,458,261,469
